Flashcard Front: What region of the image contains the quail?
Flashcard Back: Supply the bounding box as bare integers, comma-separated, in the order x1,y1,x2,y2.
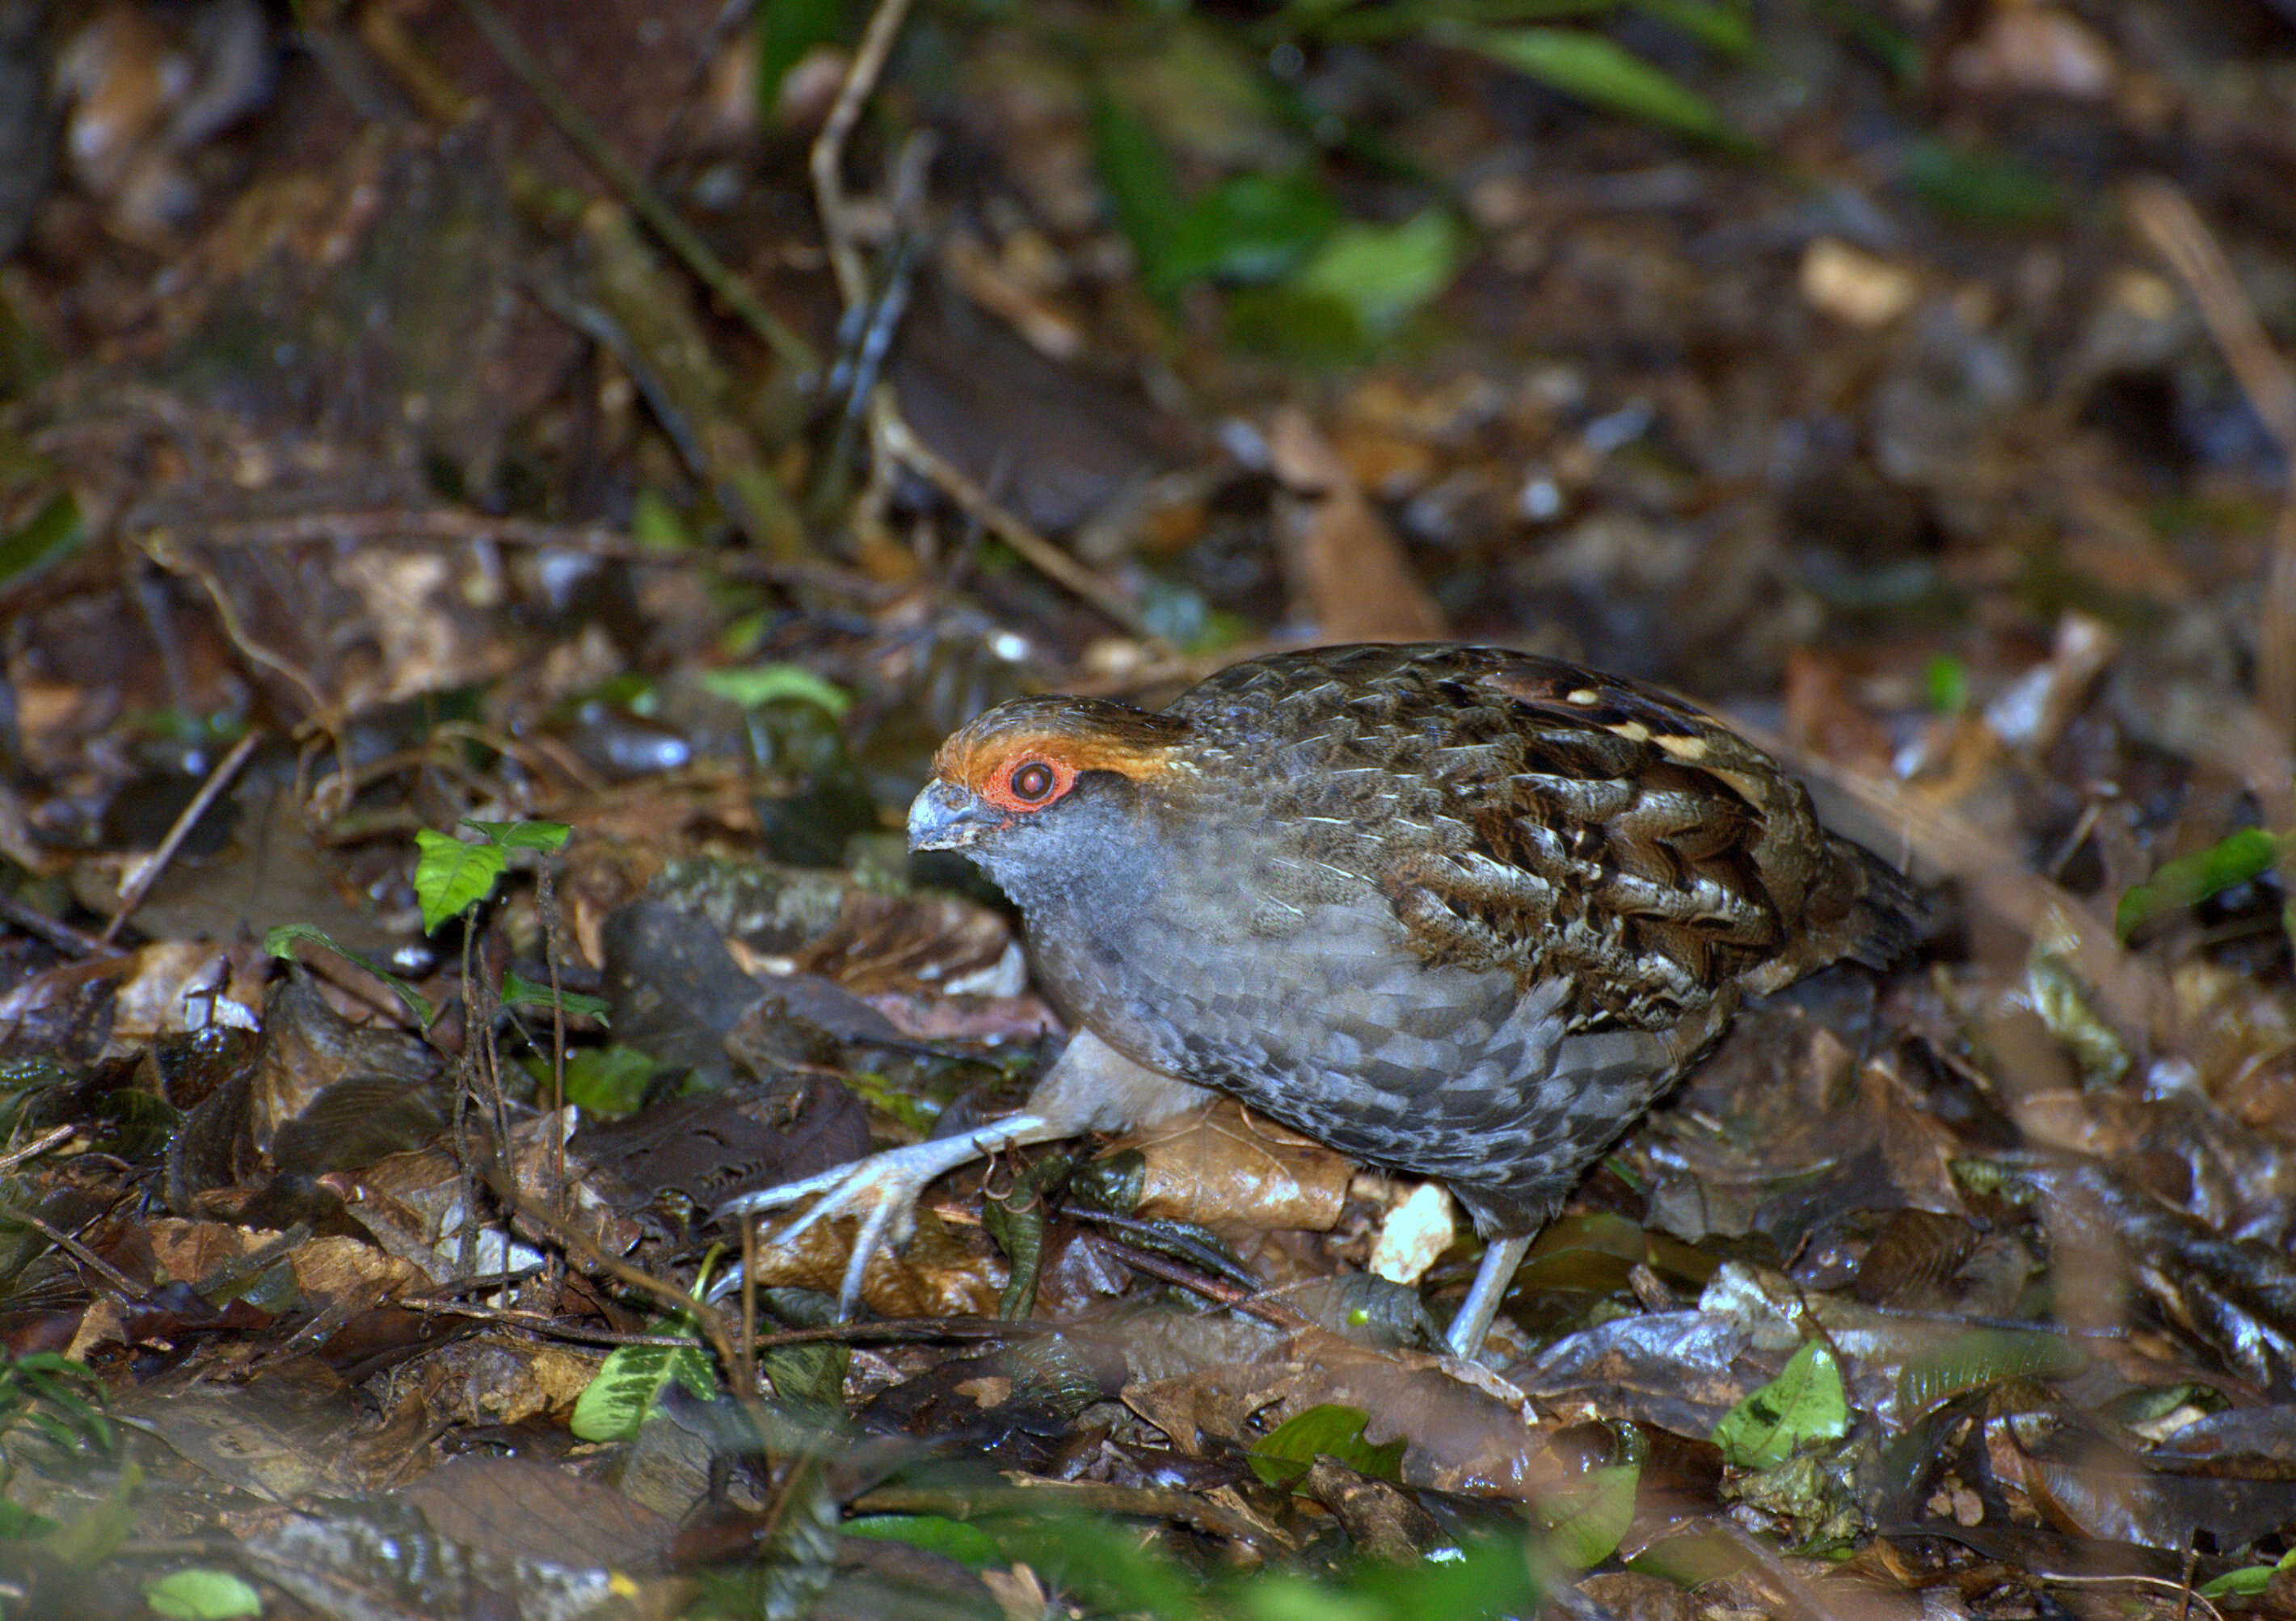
721,643,1916,1354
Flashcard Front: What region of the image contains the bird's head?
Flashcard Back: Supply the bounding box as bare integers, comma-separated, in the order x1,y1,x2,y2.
907,697,1195,865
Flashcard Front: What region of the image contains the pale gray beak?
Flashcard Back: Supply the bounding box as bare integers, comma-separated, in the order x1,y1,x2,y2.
908,778,1003,851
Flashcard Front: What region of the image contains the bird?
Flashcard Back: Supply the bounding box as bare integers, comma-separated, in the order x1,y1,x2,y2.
718,643,1917,1356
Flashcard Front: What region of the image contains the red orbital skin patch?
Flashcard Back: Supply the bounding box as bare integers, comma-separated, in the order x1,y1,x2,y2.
969,750,1081,815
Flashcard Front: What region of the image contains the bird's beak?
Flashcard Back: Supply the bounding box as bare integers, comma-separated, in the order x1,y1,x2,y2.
908,778,1003,851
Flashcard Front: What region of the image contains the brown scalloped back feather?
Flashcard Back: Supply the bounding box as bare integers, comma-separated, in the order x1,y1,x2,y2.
930,643,1919,1236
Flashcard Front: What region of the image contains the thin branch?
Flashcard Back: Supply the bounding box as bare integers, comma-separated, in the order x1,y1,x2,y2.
100,730,260,945
0,894,116,959
812,0,918,313
2127,178,2296,746
878,411,1153,636
456,0,819,377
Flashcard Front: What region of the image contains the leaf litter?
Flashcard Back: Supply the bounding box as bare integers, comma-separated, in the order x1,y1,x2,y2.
3,0,2296,1615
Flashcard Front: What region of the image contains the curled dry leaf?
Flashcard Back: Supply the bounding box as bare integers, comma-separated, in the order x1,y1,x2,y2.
1266,406,1447,642
1107,1098,1354,1231
740,1205,1004,1319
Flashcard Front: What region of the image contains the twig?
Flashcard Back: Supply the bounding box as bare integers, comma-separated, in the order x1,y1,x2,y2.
126,504,895,599
0,894,115,958
2127,178,2296,747
1746,718,2170,1045
99,730,259,945
0,1191,146,1300
455,0,818,377
1085,1232,1320,1332
805,0,1151,631
879,412,1152,635
0,1124,78,1176
812,0,919,313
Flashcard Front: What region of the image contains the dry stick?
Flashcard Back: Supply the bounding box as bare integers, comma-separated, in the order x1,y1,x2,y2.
810,0,1152,634
2128,179,2296,741
133,507,894,600
455,0,819,378
879,413,1153,636
2127,178,2296,949
0,1124,78,1177
0,1170,149,1303
99,730,260,945
812,0,919,313
0,894,114,958
1745,715,2171,1044
495,1181,752,1408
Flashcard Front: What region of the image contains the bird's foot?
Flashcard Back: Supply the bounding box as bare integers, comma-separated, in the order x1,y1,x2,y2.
713,1114,1055,1317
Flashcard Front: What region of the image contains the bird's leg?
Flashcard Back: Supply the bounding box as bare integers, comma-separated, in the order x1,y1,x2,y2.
713,1029,1215,1317
1444,1233,1531,1358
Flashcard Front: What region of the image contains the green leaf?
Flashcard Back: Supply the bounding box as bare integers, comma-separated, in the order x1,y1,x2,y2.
1466,27,1739,145
1092,91,1189,298
262,924,436,1027
0,491,83,586
501,972,609,1022
1628,0,1752,56
697,663,853,717
462,818,571,853
1290,209,1461,340
756,0,849,116
1897,1328,2085,1417
1898,138,2060,227
145,1569,264,1619
1248,1404,1405,1491
1537,1461,1639,1568
558,1045,664,1116
630,486,696,552
1162,169,1342,286
413,829,507,933
2201,1547,2296,1598
1923,654,1969,715
571,1335,718,1442
843,1514,1003,1568
759,1340,850,1411
2116,827,2282,939
1712,1341,1850,1469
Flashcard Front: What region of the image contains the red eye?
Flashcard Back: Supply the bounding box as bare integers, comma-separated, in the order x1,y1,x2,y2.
1009,761,1055,802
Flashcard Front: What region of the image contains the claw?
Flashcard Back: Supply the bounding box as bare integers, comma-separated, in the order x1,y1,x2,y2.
711,1114,1060,1316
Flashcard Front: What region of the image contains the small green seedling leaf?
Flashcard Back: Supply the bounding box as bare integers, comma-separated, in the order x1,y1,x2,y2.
501,972,609,1023
1628,0,1752,57
1162,168,1342,286
571,1332,718,1442
842,1515,1003,1568
0,491,83,586
1898,138,2061,226
1467,27,1739,145
145,1569,264,1619
2200,1547,2296,1600
1538,1462,1639,1569
1290,210,1461,339
1897,1328,2084,1418
697,664,853,717
755,0,849,116
463,818,571,853
1924,653,1969,715
413,829,507,933
1248,1404,1405,1491
2116,827,2281,939
1713,1341,1850,1470
555,1045,663,1116
263,924,436,1027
